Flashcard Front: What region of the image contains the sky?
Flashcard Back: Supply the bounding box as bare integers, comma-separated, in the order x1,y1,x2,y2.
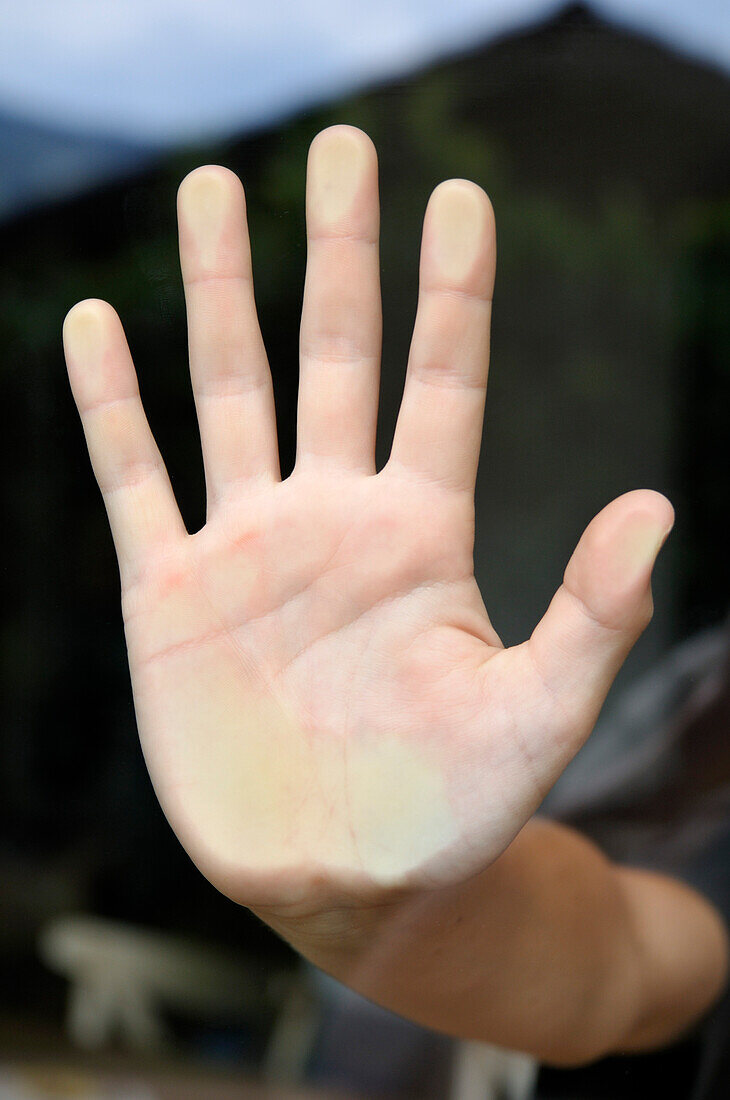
1,0,728,144
0,0,728,218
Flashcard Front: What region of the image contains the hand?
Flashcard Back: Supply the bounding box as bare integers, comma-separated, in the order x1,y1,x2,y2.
63,125,673,919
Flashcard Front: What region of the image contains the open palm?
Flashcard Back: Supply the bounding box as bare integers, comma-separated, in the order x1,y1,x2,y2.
63,126,673,918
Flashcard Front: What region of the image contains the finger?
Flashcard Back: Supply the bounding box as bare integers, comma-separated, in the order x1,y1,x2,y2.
63,299,186,585
177,165,280,510
296,125,381,472
527,490,675,754
387,180,496,493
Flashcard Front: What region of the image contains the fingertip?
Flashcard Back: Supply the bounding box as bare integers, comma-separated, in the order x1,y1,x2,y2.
63,299,118,365
177,166,246,246
432,175,493,204
308,124,377,163
424,179,496,294
306,125,379,234
428,179,495,232
614,488,675,537
177,166,248,278
177,164,243,205
64,297,114,332
565,491,675,635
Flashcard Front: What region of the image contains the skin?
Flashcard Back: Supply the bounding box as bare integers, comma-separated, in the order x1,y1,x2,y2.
62,125,727,1062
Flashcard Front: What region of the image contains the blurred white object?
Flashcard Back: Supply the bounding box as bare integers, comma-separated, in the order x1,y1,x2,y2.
38,914,294,1056
261,970,320,1085
450,1040,537,1100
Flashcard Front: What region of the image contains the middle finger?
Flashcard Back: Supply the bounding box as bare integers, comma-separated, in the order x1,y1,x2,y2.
296,125,381,474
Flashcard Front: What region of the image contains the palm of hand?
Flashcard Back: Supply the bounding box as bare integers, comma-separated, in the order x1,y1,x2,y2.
126,468,515,912
64,127,672,917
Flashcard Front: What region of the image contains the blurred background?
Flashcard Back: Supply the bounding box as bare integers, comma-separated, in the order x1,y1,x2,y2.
1,1,729,1098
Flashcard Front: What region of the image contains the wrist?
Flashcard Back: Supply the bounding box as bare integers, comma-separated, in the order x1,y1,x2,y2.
248,896,408,996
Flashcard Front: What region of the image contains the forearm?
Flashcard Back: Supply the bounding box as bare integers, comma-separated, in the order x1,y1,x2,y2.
253,818,728,1066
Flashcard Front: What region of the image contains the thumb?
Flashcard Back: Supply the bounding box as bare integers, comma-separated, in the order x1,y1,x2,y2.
528,489,675,745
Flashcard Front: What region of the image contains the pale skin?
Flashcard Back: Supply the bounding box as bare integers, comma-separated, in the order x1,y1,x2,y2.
63,125,728,1065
